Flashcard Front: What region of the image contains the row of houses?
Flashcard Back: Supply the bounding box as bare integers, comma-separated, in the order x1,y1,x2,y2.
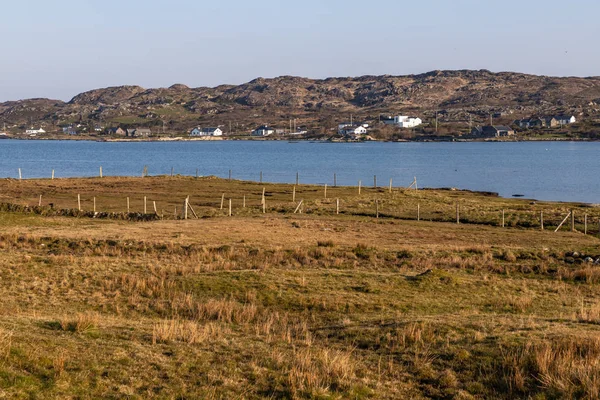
514,115,576,129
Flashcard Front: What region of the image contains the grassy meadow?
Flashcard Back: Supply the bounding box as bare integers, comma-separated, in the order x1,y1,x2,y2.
0,176,599,399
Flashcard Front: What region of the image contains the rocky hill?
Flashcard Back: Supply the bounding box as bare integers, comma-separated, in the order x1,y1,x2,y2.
2,70,600,133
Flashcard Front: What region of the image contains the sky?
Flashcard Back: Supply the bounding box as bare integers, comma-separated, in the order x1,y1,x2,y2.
0,0,598,102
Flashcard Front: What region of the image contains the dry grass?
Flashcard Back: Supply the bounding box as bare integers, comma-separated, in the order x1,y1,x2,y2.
0,177,598,398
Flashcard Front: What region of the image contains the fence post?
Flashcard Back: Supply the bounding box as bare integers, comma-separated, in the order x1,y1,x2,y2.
571,210,575,232
540,211,544,231
144,196,147,214
93,197,96,213
127,197,130,213
456,203,460,225
52,169,55,180
229,169,232,180
502,209,505,228
418,204,420,221
324,184,327,199
585,214,588,235
334,173,337,188
260,171,263,183
243,195,246,208
336,198,340,215
293,186,296,202
358,180,362,195
99,166,103,178
229,199,232,216
296,172,299,186
77,194,81,211
18,168,22,180
184,198,188,220
221,194,225,210
374,175,377,188
376,200,379,219
389,178,392,193
171,167,174,177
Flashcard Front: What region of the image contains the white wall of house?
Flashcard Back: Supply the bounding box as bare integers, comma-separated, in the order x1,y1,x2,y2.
394,116,422,128
252,129,274,136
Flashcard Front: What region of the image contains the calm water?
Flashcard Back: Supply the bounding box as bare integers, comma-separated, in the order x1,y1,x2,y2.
0,140,598,203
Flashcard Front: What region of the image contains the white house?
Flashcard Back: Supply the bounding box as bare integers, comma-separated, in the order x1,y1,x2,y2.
25,128,46,134
384,116,422,128
251,125,275,136
554,115,577,125
338,122,368,135
340,125,368,136
190,127,223,137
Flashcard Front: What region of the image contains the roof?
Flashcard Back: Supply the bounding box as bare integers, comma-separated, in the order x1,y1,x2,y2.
202,127,220,132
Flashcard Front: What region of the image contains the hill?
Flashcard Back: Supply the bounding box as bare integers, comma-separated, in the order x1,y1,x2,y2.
2,70,600,134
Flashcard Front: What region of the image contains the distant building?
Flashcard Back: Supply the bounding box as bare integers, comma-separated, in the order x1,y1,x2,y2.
515,118,544,129
554,115,577,125
107,127,126,136
190,127,223,137
251,125,275,136
340,125,368,136
471,125,515,138
64,126,78,135
338,122,368,135
515,115,576,129
127,128,152,138
383,116,423,128
25,128,45,135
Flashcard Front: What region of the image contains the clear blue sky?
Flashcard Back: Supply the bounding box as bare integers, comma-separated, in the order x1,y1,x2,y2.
1,0,598,101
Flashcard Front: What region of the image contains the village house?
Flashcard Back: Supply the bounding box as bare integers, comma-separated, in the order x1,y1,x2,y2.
383,116,423,128
25,128,45,135
338,122,368,135
554,115,577,125
515,115,576,129
107,127,126,136
251,125,275,136
471,125,515,138
61,125,78,135
126,128,152,138
339,125,368,136
190,127,223,137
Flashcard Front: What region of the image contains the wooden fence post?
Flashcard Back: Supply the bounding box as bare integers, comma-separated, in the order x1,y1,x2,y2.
262,198,266,214
77,194,81,211
358,180,361,195
243,195,246,208
389,178,392,193
99,166,103,178
324,184,327,199
153,201,158,216
502,210,505,228
456,203,460,225
336,198,340,215
229,169,232,180
144,196,147,214
540,211,544,231
229,199,232,216
296,172,299,186
184,198,188,220
418,204,420,221
171,167,174,177
374,175,377,188
260,171,263,183
571,210,575,232
52,169,55,180
293,186,296,202
93,197,96,213
18,168,22,180
38,195,42,207
127,197,130,213
221,194,225,210
585,214,588,235
376,200,379,219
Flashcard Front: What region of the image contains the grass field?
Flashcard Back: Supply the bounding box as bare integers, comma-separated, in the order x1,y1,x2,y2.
0,177,599,399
